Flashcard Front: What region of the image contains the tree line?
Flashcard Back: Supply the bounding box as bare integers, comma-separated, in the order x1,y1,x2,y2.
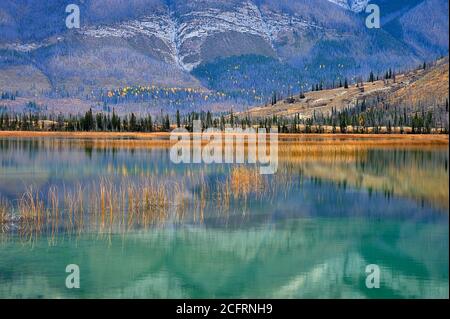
0,100,448,134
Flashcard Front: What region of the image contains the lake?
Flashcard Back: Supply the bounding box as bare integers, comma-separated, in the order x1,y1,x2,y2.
0,135,448,298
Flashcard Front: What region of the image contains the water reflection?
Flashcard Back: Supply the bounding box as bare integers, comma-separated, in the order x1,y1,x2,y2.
0,219,447,298
0,137,448,298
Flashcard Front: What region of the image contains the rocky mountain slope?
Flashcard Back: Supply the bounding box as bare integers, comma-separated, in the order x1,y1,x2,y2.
0,0,448,111
328,0,370,12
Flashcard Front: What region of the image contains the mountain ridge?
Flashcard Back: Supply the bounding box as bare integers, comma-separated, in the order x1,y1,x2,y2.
0,0,448,112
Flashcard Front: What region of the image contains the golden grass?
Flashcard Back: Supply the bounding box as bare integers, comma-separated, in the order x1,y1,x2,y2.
0,132,447,156
0,165,281,240
0,133,447,241
244,57,449,118
1,156,447,242
0,131,174,140
227,166,266,200
389,58,449,107
0,131,448,142
0,198,11,231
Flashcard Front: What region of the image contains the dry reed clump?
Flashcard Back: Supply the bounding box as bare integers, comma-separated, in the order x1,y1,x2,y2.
0,190,50,239
68,177,185,232
0,198,13,232
1,166,281,239
16,188,46,238
230,166,265,199
216,166,268,204
0,176,195,239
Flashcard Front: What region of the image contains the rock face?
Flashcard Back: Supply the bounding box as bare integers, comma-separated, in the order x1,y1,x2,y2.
75,0,325,71
0,0,448,98
327,0,370,12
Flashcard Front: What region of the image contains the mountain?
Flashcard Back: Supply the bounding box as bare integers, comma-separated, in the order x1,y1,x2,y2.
327,0,370,12
0,0,448,113
243,57,449,119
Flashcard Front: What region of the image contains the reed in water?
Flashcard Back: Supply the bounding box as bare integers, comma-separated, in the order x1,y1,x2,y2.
0,166,277,240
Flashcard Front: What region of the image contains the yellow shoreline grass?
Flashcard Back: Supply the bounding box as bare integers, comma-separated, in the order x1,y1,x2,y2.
0,131,447,156
0,131,448,144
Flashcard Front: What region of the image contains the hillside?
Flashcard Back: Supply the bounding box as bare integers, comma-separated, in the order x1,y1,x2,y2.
0,0,448,113
243,57,449,119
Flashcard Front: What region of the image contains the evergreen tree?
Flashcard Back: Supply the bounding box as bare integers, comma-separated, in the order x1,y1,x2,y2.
176,110,181,128
83,109,94,131
129,113,137,131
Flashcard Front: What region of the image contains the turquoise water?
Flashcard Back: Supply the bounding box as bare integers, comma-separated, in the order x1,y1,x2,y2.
0,138,448,298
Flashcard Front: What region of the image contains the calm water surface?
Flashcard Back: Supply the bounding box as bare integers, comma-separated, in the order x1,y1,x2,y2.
0,137,448,298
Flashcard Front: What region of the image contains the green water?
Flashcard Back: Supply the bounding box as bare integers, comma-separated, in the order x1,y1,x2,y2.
0,138,448,298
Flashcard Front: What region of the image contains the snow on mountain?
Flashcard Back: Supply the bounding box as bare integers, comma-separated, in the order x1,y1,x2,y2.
2,42,44,52
327,0,370,12
350,0,371,12
79,11,179,66
261,9,323,42
76,1,322,71
0,0,447,98
0,36,64,53
175,1,270,70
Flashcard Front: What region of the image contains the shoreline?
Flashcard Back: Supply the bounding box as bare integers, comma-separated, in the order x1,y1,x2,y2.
0,130,448,145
